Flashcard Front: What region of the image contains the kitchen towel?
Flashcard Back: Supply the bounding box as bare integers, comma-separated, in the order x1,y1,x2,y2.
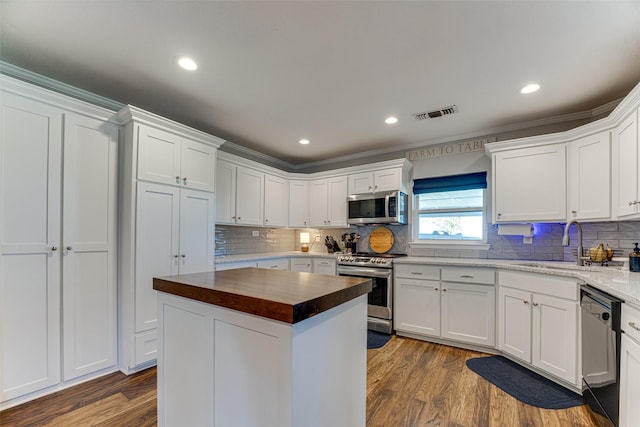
465,355,584,409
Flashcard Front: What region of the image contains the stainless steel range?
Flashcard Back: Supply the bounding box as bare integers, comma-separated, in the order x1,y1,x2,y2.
337,253,406,334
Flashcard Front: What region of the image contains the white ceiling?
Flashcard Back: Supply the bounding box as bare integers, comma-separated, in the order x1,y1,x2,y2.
2,1,640,168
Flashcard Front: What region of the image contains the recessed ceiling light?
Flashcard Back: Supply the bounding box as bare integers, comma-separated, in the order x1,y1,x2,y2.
520,83,540,94
177,56,198,71
385,116,398,124
299,139,310,145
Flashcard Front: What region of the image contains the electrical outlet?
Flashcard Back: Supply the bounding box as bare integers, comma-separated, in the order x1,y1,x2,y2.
252,231,259,237
314,234,321,241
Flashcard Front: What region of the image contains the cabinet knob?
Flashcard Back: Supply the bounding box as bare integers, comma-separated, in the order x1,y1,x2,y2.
51,246,58,251
176,176,180,184
368,186,372,190
629,201,635,206
435,288,439,291
629,322,640,332
237,217,241,220
265,219,269,223
571,210,577,215
523,300,529,304
173,254,179,258
183,177,187,185
532,302,539,307
66,246,72,251
181,254,186,258
497,213,502,217
442,288,447,292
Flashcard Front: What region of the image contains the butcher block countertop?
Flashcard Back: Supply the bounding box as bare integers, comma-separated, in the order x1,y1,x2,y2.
153,267,372,324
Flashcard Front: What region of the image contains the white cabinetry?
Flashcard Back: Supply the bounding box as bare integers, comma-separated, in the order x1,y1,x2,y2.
492,143,566,222
567,131,611,220
440,268,495,347
348,169,402,194
1,81,118,407
119,106,221,373
289,180,310,228
137,125,216,192
257,258,289,270
264,174,288,227
620,303,640,427
498,270,579,386
215,160,264,226
215,261,258,271
309,176,348,227
394,265,441,337
313,258,337,275
290,258,313,272
394,265,495,348
612,108,639,218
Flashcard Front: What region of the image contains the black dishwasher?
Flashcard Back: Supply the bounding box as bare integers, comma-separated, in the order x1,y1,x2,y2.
580,285,622,426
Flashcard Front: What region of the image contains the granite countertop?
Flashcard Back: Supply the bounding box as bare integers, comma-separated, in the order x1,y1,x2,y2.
395,257,640,306
153,267,372,323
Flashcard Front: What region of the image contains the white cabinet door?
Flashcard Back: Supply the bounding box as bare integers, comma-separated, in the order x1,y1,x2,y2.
374,169,402,193
135,182,180,334
137,125,181,186
264,174,288,227
180,139,216,192
235,166,264,226
568,131,611,220
0,95,62,401
179,190,215,274
441,282,495,347
257,258,289,270
313,258,336,275
215,160,236,224
394,278,440,337
612,109,639,218
493,144,566,222
290,258,312,272
327,176,348,227
620,333,640,427
61,113,118,381
348,172,374,195
288,180,309,228
498,287,532,363
309,179,328,227
531,293,578,384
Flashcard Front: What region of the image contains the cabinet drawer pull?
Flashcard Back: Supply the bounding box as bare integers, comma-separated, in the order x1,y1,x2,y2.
460,275,474,279
629,322,640,332
411,272,423,275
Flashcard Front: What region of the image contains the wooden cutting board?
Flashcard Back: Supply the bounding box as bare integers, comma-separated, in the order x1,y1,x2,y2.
369,227,394,253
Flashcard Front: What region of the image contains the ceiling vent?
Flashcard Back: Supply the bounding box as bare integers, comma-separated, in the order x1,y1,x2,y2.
413,105,458,120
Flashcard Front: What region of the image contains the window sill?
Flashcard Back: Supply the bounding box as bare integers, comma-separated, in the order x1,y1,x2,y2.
409,241,491,251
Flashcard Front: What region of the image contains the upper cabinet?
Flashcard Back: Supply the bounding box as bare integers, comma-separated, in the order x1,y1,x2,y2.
349,169,403,194
289,180,309,228
216,160,264,226
264,174,288,227
612,108,639,218
309,176,348,227
567,131,611,221
491,143,567,223
137,125,217,192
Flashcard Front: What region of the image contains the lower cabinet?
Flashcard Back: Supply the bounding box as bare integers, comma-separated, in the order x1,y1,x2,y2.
290,258,313,272
620,303,640,427
216,261,258,271
313,258,337,275
394,264,495,348
497,271,579,386
257,258,290,270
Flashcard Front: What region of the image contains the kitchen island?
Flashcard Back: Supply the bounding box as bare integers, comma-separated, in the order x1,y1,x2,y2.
153,268,372,427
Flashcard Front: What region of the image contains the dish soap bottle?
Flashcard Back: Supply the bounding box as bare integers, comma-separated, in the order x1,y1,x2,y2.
630,243,640,272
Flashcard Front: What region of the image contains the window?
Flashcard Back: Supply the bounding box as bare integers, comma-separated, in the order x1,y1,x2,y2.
413,172,487,242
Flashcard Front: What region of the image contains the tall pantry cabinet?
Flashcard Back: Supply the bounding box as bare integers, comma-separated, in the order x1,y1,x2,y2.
118,106,223,373
0,76,118,407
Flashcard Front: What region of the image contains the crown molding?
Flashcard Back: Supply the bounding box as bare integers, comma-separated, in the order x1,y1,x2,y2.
0,61,124,112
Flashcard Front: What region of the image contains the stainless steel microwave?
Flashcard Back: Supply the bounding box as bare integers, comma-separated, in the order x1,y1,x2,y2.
347,191,408,225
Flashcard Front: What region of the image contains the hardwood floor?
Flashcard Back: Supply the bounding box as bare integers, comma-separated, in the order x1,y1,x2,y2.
1,336,611,427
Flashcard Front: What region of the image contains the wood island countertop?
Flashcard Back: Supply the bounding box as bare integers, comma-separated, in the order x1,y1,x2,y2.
153,268,372,324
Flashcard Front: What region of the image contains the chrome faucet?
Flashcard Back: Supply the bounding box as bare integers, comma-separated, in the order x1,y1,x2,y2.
562,220,584,266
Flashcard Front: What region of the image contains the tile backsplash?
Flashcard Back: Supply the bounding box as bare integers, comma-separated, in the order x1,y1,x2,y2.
215,221,640,261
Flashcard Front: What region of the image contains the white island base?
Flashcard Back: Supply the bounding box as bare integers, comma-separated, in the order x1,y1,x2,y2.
157,292,367,427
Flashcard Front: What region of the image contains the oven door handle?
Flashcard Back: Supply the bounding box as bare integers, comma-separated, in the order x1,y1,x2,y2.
337,268,392,278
